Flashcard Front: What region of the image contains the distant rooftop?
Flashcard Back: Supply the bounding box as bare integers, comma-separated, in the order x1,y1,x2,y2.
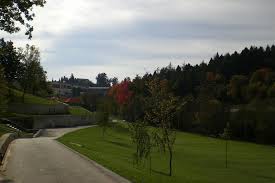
88,87,109,90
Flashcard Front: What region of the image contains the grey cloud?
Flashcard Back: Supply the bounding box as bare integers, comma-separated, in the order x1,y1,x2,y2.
1,0,274,80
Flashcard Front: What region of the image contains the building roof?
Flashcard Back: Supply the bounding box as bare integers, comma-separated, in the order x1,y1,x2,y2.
64,97,81,104
88,87,109,90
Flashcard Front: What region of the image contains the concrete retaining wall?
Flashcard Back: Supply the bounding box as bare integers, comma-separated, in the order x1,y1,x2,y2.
8,103,69,115
0,133,18,160
32,115,96,129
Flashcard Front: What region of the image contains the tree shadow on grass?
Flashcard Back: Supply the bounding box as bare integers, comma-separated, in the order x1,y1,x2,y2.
111,123,130,134
106,140,131,148
0,179,14,183
255,174,275,181
151,169,170,176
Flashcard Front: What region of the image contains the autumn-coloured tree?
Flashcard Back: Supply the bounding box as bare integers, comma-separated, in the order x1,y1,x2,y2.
206,72,216,82
129,121,152,172
250,68,272,84
247,69,275,99
145,78,179,176
108,80,133,106
107,45,275,145
268,83,275,98
228,75,248,103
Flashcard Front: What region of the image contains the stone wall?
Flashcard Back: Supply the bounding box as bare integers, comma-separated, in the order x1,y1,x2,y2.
32,115,96,129
8,103,69,115
0,133,18,160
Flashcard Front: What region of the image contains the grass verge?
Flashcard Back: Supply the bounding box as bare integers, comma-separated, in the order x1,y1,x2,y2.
69,106,94,116
58,123,275,183
9,89,58,105
0,123,18,137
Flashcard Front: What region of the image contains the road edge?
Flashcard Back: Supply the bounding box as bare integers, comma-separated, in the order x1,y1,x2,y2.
0,139,15,182
55,140,131,183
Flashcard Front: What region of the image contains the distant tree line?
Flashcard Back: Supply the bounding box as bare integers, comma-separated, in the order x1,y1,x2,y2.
107,45,275,144
56,73,118,88
53,73,118,98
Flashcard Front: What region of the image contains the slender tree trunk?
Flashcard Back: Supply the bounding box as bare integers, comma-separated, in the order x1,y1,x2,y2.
244,120,247,140
32,87,35,95
149,155,152,175
22,87,26,103
225,139,228,168
134,145,138,166
7,87,11,103
168,145,173,176
102,126,107,138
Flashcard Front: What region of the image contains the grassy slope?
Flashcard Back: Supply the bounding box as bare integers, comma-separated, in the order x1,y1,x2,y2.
58,123,275,183
10,89,58,105
68,106,94,116
7,89,94,116
0,123,17,137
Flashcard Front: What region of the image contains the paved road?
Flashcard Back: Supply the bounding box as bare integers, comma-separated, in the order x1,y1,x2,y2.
1,127,129,183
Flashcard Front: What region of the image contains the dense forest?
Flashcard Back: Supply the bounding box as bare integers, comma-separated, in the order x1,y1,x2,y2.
107,45,275,144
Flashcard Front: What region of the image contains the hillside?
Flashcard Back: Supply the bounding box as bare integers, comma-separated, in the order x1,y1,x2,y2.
59,122,275,183
68,106,94,116
9,89,58,105
5,89,93,117
0,123,17,137
105,45,275,145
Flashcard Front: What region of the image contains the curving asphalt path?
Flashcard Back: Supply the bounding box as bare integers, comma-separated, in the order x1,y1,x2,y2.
1,127,130,183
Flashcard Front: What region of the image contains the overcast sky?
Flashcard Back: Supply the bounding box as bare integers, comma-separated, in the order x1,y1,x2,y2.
1,0,275,81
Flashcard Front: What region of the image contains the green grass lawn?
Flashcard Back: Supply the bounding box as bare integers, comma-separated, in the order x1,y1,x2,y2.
68,106,94,116
10,89,58,105
0,123,17,137
58,123,275,183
